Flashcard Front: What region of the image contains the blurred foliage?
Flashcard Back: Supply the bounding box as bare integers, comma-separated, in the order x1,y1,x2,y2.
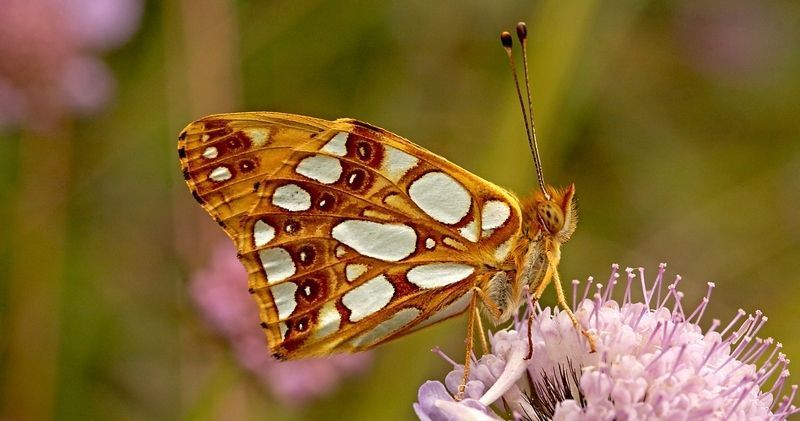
1,0,798,419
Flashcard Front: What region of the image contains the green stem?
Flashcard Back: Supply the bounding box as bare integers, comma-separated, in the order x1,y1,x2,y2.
2,124,72,420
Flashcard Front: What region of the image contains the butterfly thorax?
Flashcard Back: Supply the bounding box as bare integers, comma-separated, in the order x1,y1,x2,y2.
483,184,577,324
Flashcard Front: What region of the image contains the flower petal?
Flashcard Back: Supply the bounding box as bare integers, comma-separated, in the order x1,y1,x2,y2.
479,338,528,405
434,399,499,421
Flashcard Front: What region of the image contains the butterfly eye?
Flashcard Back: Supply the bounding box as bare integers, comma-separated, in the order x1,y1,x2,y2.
537,201,564,234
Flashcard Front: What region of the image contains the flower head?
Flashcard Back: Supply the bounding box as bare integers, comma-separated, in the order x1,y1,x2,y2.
190,243,373,405
416,264,798,420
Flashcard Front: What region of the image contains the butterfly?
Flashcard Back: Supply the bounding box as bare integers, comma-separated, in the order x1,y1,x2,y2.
178,22,594,396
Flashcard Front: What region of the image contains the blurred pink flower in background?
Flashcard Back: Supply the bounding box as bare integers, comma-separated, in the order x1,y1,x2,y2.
0,0,143,131
190,243,373,405
674,0,792,81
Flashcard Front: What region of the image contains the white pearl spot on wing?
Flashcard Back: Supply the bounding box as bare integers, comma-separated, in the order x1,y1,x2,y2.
458,219,479,242
270,282,298,319
361,208,394,221
253,220,276,247
494,238,513,261
425,238,435,249
312,301,341,340
296,155,343,184
349,307,420,348
272,184,311,211
243,128,270,147
258,247,296,284
201,134,210,142
321,132,348,156
202,146,218,159
482,200,511,230
409,172,471,225
443,237,467,251
383,193,405,209
331,220,417,262
381,145,419,182
342,275,395,322
406,263,475,289
335,245,347,258
209,166,232,182
345,264,368,282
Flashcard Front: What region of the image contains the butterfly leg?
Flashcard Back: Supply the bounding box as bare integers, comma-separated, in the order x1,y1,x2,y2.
456,292,480,401
547,251,597,353
526,265,554,359
473,305,490,354
530,265,553,301
470,286,503,321
525,309,536,360
456,287,502,400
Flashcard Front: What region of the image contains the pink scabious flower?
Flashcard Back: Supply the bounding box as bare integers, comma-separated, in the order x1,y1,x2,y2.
415,264,799,420
0,0,142,130
190,243,373,405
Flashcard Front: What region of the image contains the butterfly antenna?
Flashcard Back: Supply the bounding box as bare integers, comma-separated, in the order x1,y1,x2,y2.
501,23,550,200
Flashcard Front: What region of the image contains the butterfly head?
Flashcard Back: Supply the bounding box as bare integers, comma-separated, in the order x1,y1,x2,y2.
526,183,577,243
500,24,577,244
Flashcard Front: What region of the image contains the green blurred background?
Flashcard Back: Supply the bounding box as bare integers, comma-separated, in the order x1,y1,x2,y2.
1,0,798,419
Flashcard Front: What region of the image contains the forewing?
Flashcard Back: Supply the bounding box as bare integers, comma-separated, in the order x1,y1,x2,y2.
179,112,522,359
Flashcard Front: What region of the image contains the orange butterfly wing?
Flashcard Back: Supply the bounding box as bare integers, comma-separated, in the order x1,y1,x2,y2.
179,112,522,359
